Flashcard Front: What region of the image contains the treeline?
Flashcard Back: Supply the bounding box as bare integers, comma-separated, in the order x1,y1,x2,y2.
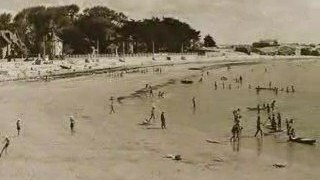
0,5,202,55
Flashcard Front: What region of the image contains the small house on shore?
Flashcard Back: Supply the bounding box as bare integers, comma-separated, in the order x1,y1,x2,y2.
47,30,63,59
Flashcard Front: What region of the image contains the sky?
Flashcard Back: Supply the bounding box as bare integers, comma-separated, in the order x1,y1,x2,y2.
1,0,320,44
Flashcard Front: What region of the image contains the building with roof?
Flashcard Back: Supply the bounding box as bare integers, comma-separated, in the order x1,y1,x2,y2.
47,30,63,59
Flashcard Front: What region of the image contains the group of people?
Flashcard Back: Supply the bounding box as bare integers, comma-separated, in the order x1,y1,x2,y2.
254,100,297,141
256,81,295,95
144,107,167,129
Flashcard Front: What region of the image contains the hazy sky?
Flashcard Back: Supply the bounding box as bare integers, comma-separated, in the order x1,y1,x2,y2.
1,0,320,44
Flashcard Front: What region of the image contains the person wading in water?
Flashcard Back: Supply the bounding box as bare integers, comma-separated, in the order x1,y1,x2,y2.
161,112,166,129
254,115,263,137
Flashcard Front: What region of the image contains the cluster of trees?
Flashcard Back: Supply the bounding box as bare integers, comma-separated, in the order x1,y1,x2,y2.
300,48,320,56
0,4,208,56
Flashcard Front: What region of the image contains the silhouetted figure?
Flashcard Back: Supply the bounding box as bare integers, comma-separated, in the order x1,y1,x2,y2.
70,116,75,135
192,97,196,109
230,123,241,142
110,96,115,114
214,81,218,90
286,86,289,93
285,118,290,134
269,81,272,88
239,76,243,84
266,104,270,113
277,113,282,130
16,119,21,136
149,86,154,97
161,112,166,129
271,114,277,131
254,115,263,137
291,85,295,93
256,86,260,94
148,107,156,122
0,137,10,157
271,100,276,111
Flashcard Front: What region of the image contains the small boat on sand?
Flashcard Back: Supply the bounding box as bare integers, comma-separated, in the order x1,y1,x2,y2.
289,137,316,145
181,79,193,84
60,65,72,69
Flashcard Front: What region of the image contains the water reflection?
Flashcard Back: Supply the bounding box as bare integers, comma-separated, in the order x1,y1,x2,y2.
256,137,263,156
231,140,241,152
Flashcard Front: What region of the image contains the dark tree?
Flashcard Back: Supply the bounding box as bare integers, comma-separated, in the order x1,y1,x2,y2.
203,34,216,47
0,13,13,30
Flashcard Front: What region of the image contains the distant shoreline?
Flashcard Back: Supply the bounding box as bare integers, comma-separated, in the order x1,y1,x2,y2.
0,54,319,83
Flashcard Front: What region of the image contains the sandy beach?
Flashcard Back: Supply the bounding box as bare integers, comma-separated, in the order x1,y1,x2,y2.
0,56,319,180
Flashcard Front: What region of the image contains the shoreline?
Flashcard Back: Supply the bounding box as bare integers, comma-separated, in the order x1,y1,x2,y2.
0,54,319,83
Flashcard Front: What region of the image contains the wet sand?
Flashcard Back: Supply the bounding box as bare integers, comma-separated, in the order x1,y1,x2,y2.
0,59,319,180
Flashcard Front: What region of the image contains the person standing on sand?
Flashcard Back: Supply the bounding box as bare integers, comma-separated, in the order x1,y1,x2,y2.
192,97,196,109
110,96,115,114
291,85,295,93
0,137,10,157
214,81,218,90
254,115,263,137
70,116,75,135
149,86,154,97
148,107,156,122
16,119,21,136
161,112,166,129
239,76,243,84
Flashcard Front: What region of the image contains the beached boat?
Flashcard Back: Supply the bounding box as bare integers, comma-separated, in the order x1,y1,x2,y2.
60,65,72,69
181,79,193,84
188,67,201,70
289,137,316,145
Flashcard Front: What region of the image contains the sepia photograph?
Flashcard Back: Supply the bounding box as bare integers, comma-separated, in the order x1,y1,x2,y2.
0,0,319,179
